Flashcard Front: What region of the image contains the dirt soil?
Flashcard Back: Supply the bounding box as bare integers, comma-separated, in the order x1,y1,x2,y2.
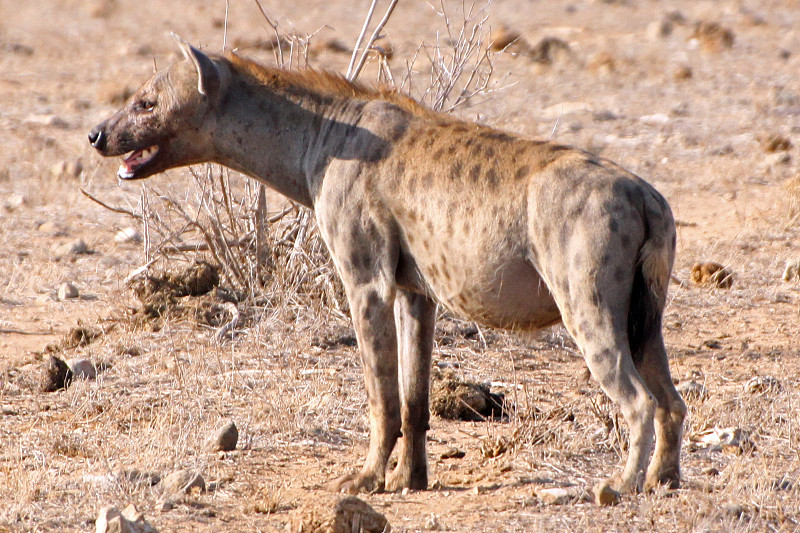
2,1,800,531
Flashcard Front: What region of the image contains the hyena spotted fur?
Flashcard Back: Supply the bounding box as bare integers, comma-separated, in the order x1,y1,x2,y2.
90,37,686,498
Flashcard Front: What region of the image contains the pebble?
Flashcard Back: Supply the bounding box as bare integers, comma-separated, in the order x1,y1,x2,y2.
37,221,67,236
40,355,73,392
677,380,708,401
49,159,83,179
4,193,26,210
161,469,205,495
204,420,238,452
114,226,143,244
67,358,96,380
535,487,574,505
57,282,79,300
54,239,90,257
592,484,620,506
744,376,781,394
95,504,157,533
782,259,800,281
639,113,670,126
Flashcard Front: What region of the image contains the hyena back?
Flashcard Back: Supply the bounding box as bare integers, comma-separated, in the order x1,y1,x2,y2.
90,37,686,498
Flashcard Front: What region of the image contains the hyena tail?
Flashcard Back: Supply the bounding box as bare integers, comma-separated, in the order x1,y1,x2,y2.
628,227,674,365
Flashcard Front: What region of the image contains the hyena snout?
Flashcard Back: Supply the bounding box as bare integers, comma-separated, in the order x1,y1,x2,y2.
88,127,107,151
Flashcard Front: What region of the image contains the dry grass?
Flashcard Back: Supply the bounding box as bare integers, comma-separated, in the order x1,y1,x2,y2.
2,0,800,531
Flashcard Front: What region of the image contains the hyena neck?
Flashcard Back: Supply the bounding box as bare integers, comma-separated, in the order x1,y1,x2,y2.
210,58,378,209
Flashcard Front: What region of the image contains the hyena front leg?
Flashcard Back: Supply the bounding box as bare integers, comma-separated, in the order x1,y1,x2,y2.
331,277,401,494
386,290,437,491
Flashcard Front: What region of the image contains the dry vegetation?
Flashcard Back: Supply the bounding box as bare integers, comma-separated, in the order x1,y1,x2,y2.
2,0,800,531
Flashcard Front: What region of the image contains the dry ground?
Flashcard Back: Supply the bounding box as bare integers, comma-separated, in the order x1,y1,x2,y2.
2,0,800,531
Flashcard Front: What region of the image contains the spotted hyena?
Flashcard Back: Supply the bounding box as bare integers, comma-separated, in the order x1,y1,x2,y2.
89,36,686,498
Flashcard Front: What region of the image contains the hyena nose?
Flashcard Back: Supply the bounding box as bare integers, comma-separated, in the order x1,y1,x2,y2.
88,128,106,150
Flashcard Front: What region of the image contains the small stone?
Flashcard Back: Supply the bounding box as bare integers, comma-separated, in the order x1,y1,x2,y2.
592,484,620,506
40,355,73,392
744,376,781,394
156,499,174,512
205,420,238,452
490,25,524,52
57,282,79,300
673,65,693,81
114,226,143,244
639,113,670,126
691,262,734,289
691,21,735,52
161,469,205,495
5,193,26,210
760,133,792,153
37,221,67,236
68,358,97,380
54,239,90,257
677,380,708,401
723,503,747,518
49,159,83,179
766,152,791,166
646,20,673,41
96,504,157,533
536,487,574,505
783,259,800,281
440,447,465,459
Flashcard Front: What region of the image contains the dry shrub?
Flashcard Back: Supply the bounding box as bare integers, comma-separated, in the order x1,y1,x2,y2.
113,1,499,332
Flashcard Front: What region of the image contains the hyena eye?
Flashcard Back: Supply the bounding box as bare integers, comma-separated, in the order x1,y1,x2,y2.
138,100,156,112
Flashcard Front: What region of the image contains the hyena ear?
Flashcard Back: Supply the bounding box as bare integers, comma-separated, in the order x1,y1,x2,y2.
171,33,221,97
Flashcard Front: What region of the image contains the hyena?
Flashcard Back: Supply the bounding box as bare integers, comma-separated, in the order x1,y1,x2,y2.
89,36,686,498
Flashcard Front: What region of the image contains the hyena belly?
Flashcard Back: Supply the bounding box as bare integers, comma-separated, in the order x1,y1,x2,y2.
394,207,561,330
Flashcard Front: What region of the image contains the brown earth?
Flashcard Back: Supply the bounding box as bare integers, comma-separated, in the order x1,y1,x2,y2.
2,1,800,531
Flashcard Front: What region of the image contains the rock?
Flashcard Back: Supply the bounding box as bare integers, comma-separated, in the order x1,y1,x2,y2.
723,503,747,519
58,282,79,300
490,25,524,52
744,376,781,394
161,469,205,495
536,487,574,505
646,20,673,41
37,221,67,236
760,133,792,152
205,420,238,452
640,113,670,126
68,358,97,380
673,65,693,81
40,355,73,392
95,504,157,533
524,37,571,65
54,239,90,257
696,427,756,454
783,259,800,281
288,496,390,533
49,159,83,179
690,262,734,289
676,380,708,401
766,152,792,167
4,193,26,210
440,447,465,459
587,52,615,75
592,484,620,506
115,226,143,244
691,21,735,52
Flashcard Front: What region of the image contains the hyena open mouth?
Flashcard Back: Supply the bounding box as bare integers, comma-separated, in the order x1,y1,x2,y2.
118,145,159,180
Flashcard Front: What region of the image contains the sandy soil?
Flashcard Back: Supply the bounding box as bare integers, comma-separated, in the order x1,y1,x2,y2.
1,0,800,531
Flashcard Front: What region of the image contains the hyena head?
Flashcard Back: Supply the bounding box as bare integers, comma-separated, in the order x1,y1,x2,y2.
89,35,227,180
